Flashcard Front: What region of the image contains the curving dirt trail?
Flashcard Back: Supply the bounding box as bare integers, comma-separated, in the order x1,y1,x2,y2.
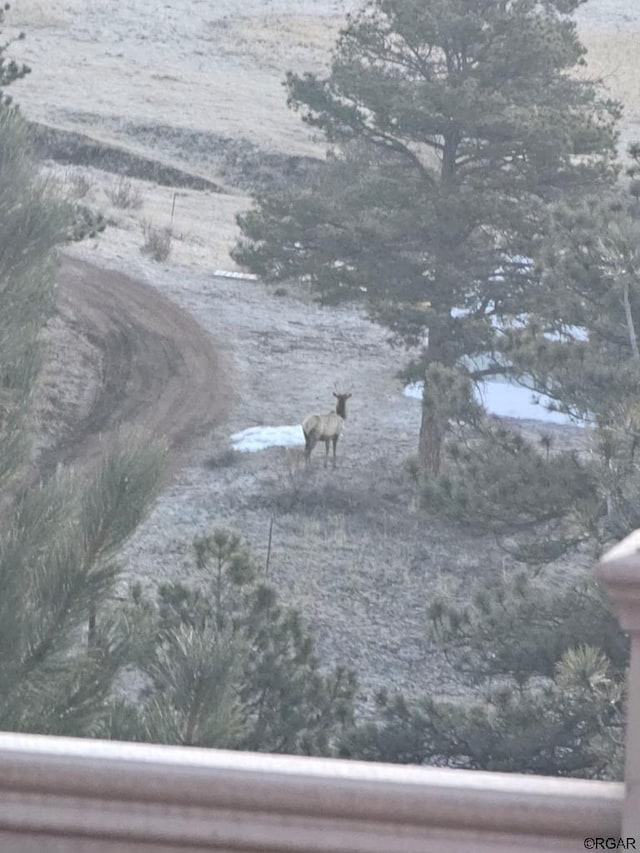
37,255,231,477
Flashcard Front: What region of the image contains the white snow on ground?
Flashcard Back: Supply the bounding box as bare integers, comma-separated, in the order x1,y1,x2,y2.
404,379,579,426
231,424,305,452
475,380,580,425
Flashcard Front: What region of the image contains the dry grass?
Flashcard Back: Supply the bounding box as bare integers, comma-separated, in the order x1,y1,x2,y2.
54,161,248,268
208,14,344,73
580,32,640,150
106,177,144,210
204,448,240,469
140,221,173,262
64,167,93,199
282,444,305,475
4,1,70,28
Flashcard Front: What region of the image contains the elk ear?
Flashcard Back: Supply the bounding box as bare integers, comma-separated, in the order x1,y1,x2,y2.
332,391,338,398
346,393,352,399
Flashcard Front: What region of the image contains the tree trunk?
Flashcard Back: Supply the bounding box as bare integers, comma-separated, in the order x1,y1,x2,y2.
622,278,640,363
418,323,445,475
418,403,444,475
87,606,96,648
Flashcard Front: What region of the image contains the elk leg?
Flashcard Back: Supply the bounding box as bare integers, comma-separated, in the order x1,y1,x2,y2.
332,435,338,468
324,440,330,468
304,432,316,464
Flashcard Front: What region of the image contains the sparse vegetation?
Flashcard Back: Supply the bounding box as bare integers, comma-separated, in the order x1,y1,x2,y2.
5,0,68,29
204,448,239,469
262,476,371,517
67,202,106,241
106,176,144,209
65,167,93,199
140,220,172,262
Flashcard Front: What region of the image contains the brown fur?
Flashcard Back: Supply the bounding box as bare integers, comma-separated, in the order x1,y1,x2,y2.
302,392,351,469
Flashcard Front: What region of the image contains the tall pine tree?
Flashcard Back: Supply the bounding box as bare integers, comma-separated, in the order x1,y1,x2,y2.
0,14,167,737
233,0,619,469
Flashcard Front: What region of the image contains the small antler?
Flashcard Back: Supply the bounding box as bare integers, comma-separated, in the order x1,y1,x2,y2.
333,387,353,399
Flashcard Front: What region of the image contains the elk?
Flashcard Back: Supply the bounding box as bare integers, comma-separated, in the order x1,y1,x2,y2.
302,391,351,469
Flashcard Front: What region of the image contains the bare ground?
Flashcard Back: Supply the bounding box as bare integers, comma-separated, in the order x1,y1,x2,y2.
35,254,233,477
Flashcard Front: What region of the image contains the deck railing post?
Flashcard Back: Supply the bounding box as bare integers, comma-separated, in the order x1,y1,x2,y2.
598,530,640,839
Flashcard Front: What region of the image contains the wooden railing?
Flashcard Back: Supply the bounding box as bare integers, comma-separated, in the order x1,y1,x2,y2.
0,531,639,852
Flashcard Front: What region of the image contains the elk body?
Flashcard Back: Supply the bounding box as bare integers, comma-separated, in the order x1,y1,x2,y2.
302,392,351,468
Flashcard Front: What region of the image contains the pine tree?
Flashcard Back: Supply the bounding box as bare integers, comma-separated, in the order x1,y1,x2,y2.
113,528,357,755
425,152,640,561
0,111,67,493
506,186,640,545
399,168,640,780
340,575,626,778
0,26,167,736
233,0,618,469
422,420,602,563
0,432,167,735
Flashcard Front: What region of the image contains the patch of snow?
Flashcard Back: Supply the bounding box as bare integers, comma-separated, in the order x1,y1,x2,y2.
231,424,305,452
476,380,577,425
403,382,425,401
213,270,258,280
544,325,588,342
404,379,578,426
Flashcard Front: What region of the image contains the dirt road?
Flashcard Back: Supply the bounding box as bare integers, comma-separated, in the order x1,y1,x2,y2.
37,255,231,477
